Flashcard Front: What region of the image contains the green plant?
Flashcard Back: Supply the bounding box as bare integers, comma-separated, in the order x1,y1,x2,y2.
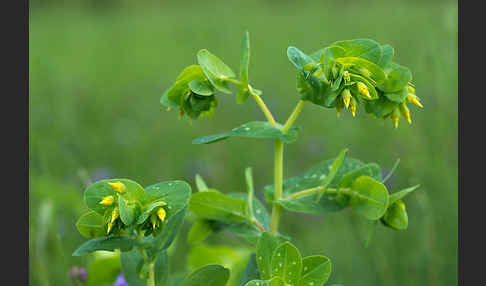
73,31,422,286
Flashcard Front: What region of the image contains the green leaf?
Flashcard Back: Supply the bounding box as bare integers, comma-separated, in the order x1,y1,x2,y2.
138,180,191,224
377,62,412,93
378,45,394,68
348,176,389,220
335,57,386,85
384,86,408,102
338,163,382,188
299,255,331,286
265,157,371,213
332,39,382,64
381,199,408,230
389,185,420,204
287,46,316,72
187,219,213,244
364,96,400,118
148,206,187,253
84,179,145,215
238,254,260,286
189,191,247,223
121,249,168,286
314,148,348,202
192,121,300,145
86,251,121,285
118,197,140,226
256,232,281,280
180,264,230,286
229,192,271,231
322,46,346,80
164,65,208,106
271,242,303,285
197,49,235,94
382,158,400,183
76,211,105,239
238,30,251,103
72,236,138,256
245,277,285,286
188,80,214,96
195,174,209,192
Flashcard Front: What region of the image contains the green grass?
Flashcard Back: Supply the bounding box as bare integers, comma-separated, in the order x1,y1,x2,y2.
30,1,457,285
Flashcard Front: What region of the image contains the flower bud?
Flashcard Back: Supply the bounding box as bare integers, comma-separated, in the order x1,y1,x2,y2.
357,82,371,99
111,208,119,224
157,208,167,222
349,97,358,117
107,222,114,234
341,89,352,109
108,181,126,193
406,94,423,108
99,195,114,206
399,102,412,124
391,108,400,128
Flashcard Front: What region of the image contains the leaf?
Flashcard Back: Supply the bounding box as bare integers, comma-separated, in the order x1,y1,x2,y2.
187,219,213,244
195,174,209,192
180,264,230,286
299,255,331,286
76,211,105,239
322,46,346,80
348,176,389,220
381,199,408,230
364,96,400,118
338,163,382,188
287,46,316,72
314,148,348,202
335,57,386,85
165,65,208,105
238,30,251,103
389,184,420,204
271,242,302,285
148,207,187,253
137,180,191,224
378,45,394,68
86,251,121,285
118,197,140,226
238,254,260,286
382,158,400,183
189,191,247,223
121,249,168,286
84,179,145,215
245,277,285,286
188,80,214,96
229,192,271,230
265,157,370,214
197,49,235,94
192,121,300,145
332,39,383,64
72,236,138,256
383,86,408,102
256,232,281,280
377,62,412,93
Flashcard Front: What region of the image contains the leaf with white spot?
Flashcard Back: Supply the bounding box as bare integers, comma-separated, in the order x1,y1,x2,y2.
271,242,302,285
256,232,281,280
299,255,331,286
245,277,285,286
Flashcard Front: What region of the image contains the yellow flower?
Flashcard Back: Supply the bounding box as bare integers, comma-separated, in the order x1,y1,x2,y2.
108,181,126,193
391,109,400,128
99,196,114,206
349,97,358,117
157,208,167,222
111,208,119,224
341,89,351,109
357,82,371,99
406,94,423,108
399,102,412,124
107,222,114,234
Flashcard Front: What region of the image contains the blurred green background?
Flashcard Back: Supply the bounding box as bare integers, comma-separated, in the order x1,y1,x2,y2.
29,0,457,285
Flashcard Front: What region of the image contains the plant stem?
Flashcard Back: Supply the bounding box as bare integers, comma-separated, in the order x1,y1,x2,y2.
270,140,284,234
288,186,351,199
147,263,155,286
251,91,277,127
282,100,306,133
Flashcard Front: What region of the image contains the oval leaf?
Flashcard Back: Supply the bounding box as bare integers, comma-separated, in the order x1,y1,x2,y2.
72,236,137,256
377,62,412,93
121,249,169,286
349,176,389,220
76,211,105,239
197,49,235,94
256,232,281,280
299,255,331,286
180,264,230,286
189,191,247,223
271,242,302,285
381,199,408,230
192,121,299,145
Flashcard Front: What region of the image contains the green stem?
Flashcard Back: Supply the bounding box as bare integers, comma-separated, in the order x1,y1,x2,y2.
282,100,306,133
136,232,155,286
250,90,277,127
288,186,352,199
270,140,284,234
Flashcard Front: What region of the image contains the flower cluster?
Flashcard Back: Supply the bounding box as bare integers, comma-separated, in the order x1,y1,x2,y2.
291,39,423,127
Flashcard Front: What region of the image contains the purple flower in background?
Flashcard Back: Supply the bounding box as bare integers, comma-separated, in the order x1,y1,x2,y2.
68,266,87,284
114,273,128,286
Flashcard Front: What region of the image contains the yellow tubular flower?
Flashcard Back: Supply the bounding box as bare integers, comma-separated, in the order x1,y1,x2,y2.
350,97,357,117
406,94,423,108
108,181,126,193
341,89,351,109
99,195,114,206
357,82,371,99
407,85,415,93
157,208,167,222
399,102,412,124
107,222,114,234
392,109,400,128
111,208,119,223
